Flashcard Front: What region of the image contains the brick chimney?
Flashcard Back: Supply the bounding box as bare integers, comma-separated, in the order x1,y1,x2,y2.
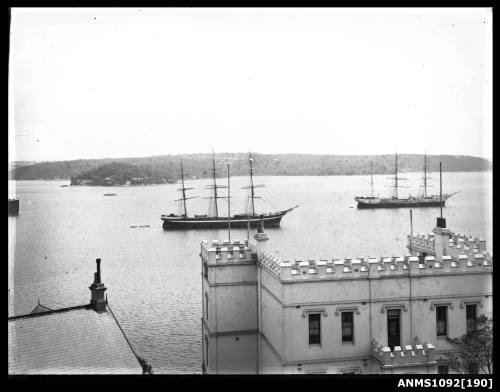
89,258,107,312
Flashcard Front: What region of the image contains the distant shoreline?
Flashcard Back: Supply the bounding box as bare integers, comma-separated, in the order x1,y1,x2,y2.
9,153,492,182
8,169,492,183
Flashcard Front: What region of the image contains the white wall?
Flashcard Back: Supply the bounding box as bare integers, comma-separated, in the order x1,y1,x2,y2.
215,334,258,374
259,267,492,373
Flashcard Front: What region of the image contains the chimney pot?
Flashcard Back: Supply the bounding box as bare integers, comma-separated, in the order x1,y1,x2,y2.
96,258,101,283
436,217,446,228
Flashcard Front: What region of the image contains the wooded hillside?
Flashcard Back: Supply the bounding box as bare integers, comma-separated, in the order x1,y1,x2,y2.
10,153,492,181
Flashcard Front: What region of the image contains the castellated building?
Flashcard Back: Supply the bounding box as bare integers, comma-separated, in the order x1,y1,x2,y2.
200,217,492,374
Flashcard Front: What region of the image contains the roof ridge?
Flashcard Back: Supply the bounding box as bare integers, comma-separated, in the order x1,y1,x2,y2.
8,304,92,321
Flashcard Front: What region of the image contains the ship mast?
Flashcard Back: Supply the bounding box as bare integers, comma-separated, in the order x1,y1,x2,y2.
249,153,256,215
394,153,399,199
423,152,428,198
387,152,408,198
180,160,188,217
212,152,219,218
242,152,264,216
175,159,196,217
370,161,374,198
204,151,227,218
227,164,231,242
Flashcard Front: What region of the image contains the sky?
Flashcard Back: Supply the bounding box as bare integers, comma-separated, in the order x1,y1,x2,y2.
9,8,492,162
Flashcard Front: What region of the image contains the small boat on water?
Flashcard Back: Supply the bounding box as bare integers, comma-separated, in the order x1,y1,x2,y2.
8,198,19,215
103,192,117,196
161,152,298,230
355,153,458,209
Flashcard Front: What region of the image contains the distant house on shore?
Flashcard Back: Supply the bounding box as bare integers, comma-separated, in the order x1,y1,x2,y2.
8,259,146,375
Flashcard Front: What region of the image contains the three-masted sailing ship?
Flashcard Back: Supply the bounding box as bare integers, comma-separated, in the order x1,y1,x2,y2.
161,153,298,229
355,153,458,209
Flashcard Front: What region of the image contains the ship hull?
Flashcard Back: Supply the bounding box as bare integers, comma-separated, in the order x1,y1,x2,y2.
161,212,285,230
355,196,449,209
8,199,19,215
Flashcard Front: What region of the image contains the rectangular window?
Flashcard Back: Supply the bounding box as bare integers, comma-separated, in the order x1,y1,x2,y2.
438,365,449,374
387,309,401,349
341,311,354,343
308,313,321,345
436,306,448,337
466,304,477,333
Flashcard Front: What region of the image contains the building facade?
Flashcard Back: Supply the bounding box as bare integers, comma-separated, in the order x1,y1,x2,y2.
200,218,492,374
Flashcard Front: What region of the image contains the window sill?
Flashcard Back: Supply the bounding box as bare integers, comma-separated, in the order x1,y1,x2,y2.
342,341,355,345
437,335,448,340
309,344,322,347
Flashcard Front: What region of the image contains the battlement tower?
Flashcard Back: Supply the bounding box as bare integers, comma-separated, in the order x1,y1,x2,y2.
200,232,267,373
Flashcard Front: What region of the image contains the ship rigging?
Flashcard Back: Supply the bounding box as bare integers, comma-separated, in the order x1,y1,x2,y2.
354,153,458,209
161,153,298,229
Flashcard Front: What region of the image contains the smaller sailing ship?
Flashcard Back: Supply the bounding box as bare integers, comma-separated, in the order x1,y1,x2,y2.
161,153,298,229
103,192,117,196
355,153,458,209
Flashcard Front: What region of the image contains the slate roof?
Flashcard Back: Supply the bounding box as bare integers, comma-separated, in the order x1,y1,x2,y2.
8,304,143,374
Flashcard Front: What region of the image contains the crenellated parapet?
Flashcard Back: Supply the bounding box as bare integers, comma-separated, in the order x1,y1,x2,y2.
200,239,257,264
449,233,487,251
371,339,436,367
407,231,492,263
407,232,435,252
201,227,492,279
257,252,492,281
446,233,491,260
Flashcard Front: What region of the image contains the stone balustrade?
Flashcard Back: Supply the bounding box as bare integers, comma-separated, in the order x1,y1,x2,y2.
371,339,436,367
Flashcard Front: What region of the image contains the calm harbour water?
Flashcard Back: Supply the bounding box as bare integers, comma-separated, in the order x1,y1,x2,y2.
8,172,492,373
